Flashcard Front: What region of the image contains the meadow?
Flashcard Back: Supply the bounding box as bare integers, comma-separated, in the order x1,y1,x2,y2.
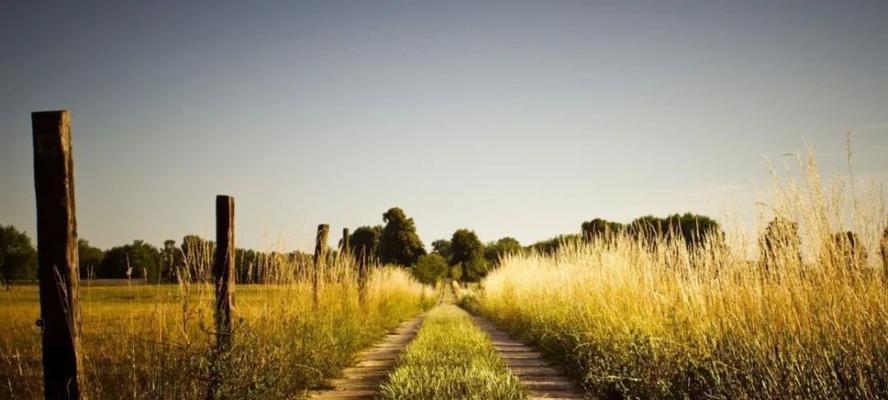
474,153,888,399
3,150,886,400
0,260,434,399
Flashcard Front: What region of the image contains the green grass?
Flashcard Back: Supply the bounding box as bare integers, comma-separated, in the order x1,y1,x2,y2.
0,267,434,399
380,304,526,400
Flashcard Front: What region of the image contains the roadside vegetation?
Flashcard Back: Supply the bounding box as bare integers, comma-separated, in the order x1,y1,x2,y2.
478,150,888,399
380,302,526,400
0,256,433,399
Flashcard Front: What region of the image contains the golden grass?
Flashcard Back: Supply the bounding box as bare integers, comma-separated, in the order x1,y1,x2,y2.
0,256,434,399
478,149,888,399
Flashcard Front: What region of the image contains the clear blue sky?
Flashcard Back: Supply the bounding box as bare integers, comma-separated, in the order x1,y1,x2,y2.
1,0,886,251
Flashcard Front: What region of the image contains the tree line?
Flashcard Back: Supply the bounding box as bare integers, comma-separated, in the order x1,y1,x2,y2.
0,226,317,284
4,210,887,286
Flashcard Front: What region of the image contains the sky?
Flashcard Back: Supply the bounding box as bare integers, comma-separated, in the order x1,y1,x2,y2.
1,0,886,251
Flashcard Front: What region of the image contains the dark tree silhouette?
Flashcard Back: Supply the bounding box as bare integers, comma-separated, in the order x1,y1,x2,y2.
626,213,721,249
412,253,449,285
431,239,453,262
484,237,521,266
78,239,105,279
350,225,383,263
581,219,624,241
159,239,182,282
527,234,582,255
827,231,867,274
98,240,163,281
0,225,37,282
181,235,215,281
378,208,425,266
450,229,487,282
759,217,802,275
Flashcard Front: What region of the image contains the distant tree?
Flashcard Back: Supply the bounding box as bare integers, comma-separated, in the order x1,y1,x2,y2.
581,219,624,241
450,229,483,266
181,235,214,281
235,248,262,283
626,215,664,245
98,240,163,281
78,239,105,279
160,239,184,282
450,229,488,282
527,234,582,255
759,217,802,274
431,239,453,262
627,213,721,248
826,231,867,272
97,244,128,279
484,237,521,266
350,225,383,263
0,225,37,281
462,257,488,282
664,213,722,248
412,253,449,285
378,208,426,266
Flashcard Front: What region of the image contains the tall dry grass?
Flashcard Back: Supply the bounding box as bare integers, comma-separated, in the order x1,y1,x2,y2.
479,149,888,399
0,250,434,399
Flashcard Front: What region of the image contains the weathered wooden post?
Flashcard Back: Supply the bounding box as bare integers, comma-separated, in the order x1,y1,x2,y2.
313,224,329,307
357,243,368,307
341,228,350,255
213,195,235,349
31,110,83,400
208,195,234,399
357,259,368,306
881,227,888,284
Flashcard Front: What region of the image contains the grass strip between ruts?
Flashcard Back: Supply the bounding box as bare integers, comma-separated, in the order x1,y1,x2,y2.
380,304,526,400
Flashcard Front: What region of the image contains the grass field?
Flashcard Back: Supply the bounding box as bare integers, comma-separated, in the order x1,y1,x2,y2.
0,265,434,399
380,302,525,400
475,155,888,399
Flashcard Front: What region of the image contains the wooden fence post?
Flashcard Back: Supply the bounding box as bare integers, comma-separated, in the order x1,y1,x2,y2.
31,110,83,400
313,224,329,307
341,228,350,255
213,195,235,349
208,195,234,399
357,246,368,307
358,258,368,306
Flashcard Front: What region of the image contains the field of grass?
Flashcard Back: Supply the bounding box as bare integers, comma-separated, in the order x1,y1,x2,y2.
0,261,434,399
476,155,888,399
380,302,525,400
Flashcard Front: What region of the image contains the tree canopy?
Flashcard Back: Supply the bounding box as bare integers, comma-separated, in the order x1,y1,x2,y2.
581,218,624,241
350,225,383,263
626,213,722,248
450,229,488,282
527,234,582,255
759,217,802,271
412,253,449,285
78,239,105,279
431,239,453,261
0,225,37,281
484,237,521,266
98,240,163,281
578,214,722,248
378,208,426,266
